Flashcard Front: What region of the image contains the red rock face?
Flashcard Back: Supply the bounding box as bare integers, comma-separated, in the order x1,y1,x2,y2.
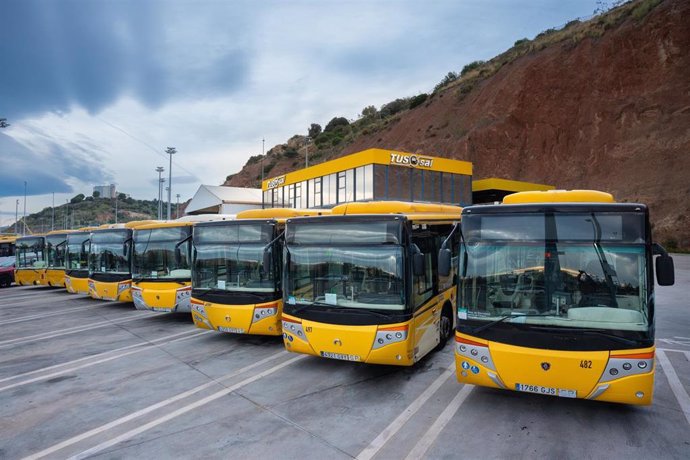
228,0,690,249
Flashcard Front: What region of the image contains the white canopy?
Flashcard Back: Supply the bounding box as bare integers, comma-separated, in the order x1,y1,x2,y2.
185,185,262,215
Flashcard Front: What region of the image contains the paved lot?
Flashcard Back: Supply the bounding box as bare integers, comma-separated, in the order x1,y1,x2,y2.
0,255,689,459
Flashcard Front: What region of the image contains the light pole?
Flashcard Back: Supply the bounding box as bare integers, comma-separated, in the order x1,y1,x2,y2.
51,192,55,230
23,181,27,235
304,137,311,168
165,147,176,220
114,193,118,223
14,199,18,235
176,193,180,219
156,166,164,219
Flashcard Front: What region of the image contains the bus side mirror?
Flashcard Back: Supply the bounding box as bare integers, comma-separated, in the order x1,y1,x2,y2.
123,242,129,257
174,247,182,265
413,252,425,277
263,247,273,271
656,255,675,286
438,248,452,277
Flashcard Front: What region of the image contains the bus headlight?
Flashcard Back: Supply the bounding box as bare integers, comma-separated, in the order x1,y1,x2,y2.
282,318,306,342
455,336,496,372
252,306,278,323
372,326,408,349
599,352,654,383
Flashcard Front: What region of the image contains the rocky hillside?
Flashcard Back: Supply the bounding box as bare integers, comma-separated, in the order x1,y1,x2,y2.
226,0,690,250
5,195,163,234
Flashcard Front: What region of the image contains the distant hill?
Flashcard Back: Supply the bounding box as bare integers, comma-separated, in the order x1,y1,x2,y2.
225,0,690,251
5,194,175,234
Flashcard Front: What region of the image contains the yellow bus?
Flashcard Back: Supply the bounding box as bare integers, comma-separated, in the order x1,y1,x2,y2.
438,190,675,405
131,216,233,313
88,221,157,302
65,227,97,294
0,235,16,257
14,235,46,286
190,208,328,335
44,230,73,287
281,201,461,366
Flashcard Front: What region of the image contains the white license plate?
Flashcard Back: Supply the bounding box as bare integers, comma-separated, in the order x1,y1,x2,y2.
320,351,360,362
515,383,576,398
152,307,171,312
218,326,245,334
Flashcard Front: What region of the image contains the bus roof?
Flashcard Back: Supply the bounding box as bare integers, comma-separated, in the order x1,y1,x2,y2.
502,190,615,204
236,208,331,221
331,201,462,218
46,229,77,235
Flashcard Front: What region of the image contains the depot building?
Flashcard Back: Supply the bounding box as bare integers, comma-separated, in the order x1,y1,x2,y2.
261,148,473,209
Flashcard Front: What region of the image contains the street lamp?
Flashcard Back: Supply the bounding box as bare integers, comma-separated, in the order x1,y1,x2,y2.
14,199,18,235
304,137,311,168
156,166,164,219
165,147,176,220
176,193,180,219
23,181,27,235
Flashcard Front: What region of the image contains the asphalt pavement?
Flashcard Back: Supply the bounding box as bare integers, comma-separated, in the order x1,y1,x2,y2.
0,255,688,459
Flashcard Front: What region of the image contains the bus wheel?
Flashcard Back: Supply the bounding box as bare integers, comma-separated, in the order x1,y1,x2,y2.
436,304,453,351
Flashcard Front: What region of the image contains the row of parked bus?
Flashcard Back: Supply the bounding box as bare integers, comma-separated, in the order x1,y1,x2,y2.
8,191,675,406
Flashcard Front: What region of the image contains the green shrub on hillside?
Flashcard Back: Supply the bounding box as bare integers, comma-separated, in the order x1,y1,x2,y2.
409,93,428,109
461,61,485,76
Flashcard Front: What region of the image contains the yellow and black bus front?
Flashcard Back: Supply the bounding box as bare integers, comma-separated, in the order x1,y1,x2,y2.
447,193,675,405
14,235,46,286
88,227,135,301
190,218,283,335
65,231,92,294
131,223,193,313
44,231,71,287
281,208,459,366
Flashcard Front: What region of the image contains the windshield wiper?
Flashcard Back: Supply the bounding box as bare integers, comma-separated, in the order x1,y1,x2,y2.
470,312,559,334
286,300,397,319
533,326,639,346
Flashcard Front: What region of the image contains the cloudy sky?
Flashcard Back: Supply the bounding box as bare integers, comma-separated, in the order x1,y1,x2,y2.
0,0,600,227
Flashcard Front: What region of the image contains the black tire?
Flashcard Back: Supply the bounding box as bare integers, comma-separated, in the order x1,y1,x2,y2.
436,303,454,351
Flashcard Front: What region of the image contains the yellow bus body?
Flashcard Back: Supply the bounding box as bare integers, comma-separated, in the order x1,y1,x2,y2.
190,208,327,336
46,269,67,287
88,221,158,302
89,279,133,302
454,332,654,405
449,190,666,405
15,268,43,286
192,298,282,335
283,288,455,366
65,275,90,294
132,281,192,312
281,201,461,365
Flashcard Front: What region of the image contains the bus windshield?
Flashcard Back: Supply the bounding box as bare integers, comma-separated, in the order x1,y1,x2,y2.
16,237,45,269
194,244,276,292
460,212,648,333
133,227,191,280
45,235,67,269
193,222,276,293
89,230,130,275
286,245,405,311
66,234,90,270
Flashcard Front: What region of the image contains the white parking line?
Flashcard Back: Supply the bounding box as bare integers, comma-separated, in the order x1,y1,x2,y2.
404,384,473,460
0,304,96,326
356,363,454,460
0,312,159,349
24,351,300,460
0,330,209,393
656,349,690,426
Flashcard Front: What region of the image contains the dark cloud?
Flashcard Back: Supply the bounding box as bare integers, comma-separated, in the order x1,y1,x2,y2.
0,1,250,118
0,133,111,197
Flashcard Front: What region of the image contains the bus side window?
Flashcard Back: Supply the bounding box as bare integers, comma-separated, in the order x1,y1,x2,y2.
412,236,434,309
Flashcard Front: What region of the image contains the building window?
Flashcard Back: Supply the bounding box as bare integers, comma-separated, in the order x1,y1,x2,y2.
337,171,346,204
314,177,322,208
328,173,337,206
294,182,301,208
363,164,373,200
373,164,387,200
